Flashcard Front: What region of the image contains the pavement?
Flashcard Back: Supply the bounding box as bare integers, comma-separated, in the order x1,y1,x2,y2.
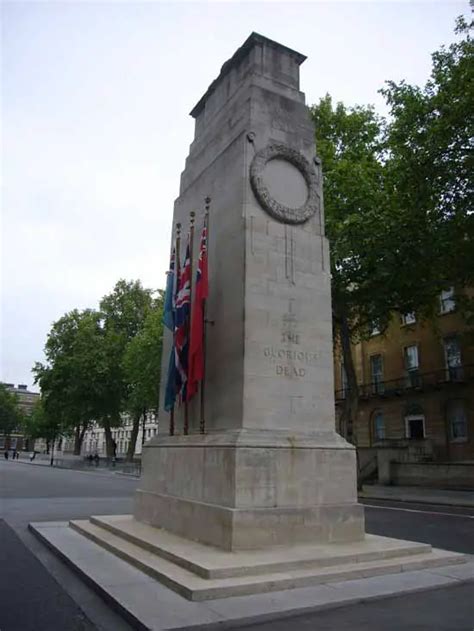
201,582,474,631
360,484,474,507
0,519,95,631
1,458,474,631
13,452,142,477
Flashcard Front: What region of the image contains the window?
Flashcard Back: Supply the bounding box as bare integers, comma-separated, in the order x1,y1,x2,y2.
340,364,348,399
440,287,456,314
405,415,425,439
370,322,381,337
373,411,385,441
443,336,463,381
370,354,384,394
401,312,416,325
404,345,420,387
404,344,419,370
447,400,467,441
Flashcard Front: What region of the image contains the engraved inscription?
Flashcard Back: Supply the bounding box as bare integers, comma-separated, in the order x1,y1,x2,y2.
281,332,299,344
263,346,319,378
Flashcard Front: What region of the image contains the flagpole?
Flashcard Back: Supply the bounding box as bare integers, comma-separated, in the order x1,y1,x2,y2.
184,211,195,436
200,197,211,435
170,222,181,436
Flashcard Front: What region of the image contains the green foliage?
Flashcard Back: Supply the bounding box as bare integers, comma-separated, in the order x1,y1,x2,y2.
310,17,473,439
23,399,60,442
311,95,394,338
97,280,155,450
122,292,164,418
33,279,162,458
382,16,474,310
0,384,23,437
33,309,106,433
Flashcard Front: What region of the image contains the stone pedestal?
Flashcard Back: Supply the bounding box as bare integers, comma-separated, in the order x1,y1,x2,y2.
135,431,364,550
134,33,365,550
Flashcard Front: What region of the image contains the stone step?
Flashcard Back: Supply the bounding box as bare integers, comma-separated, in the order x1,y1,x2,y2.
87,514,432,579
69,519,466,601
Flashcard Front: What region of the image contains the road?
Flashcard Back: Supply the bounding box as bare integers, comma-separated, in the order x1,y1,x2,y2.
0,459,137,631
0,459,473,631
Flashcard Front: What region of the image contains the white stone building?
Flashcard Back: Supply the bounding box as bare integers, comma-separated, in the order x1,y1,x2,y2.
60,412,158,457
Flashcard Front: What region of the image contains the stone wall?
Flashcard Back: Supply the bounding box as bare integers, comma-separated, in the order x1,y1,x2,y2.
390,461,474,490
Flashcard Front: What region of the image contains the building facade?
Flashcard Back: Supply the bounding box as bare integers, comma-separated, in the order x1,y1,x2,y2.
334,289,474,462
59,412,159,458
0,383,40,451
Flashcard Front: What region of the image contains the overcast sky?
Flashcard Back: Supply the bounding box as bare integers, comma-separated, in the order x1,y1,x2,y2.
1,0,469,390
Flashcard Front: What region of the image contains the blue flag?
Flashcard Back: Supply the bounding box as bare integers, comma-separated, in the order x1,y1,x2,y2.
164,346,177,412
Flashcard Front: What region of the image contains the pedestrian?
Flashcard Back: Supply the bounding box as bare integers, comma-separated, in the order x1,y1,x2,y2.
12,450,17,460
4,449,9,460
16,451,20,460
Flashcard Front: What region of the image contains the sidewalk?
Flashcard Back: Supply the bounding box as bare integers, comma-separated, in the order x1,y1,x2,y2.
360,484,474,508
12,455,141,477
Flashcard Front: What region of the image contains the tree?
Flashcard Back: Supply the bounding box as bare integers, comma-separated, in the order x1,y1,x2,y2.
33,309,105,454
311,96,396,440
122,293,164,460
0,384,22,444
98,280,155,457
382,15,474,317
310,18,473,442
23,399,62,458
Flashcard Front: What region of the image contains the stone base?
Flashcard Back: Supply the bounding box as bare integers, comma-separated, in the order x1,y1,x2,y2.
36,514,466,602
134,490,364,550
135,430,365,550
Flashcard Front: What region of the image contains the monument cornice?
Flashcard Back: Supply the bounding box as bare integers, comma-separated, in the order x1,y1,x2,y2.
145,429,353,450
190,32,306,119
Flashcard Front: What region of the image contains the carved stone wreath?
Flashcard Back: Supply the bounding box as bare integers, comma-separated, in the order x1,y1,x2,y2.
249,143,319,225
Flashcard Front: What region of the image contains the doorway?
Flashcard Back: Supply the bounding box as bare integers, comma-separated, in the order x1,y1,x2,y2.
405,415,425,439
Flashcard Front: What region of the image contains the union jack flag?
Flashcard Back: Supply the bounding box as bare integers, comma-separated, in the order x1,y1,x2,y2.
174,240,191,402
188,220,208,400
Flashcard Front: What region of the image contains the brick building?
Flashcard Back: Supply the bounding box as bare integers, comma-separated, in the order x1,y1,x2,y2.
334,288,474,462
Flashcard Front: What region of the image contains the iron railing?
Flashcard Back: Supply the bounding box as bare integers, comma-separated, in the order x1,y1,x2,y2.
335,364,474,402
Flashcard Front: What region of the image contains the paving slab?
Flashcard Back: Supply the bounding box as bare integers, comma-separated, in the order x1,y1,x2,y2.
29,520,474,631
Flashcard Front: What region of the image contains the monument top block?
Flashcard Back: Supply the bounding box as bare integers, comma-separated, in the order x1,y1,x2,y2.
190,32,307,119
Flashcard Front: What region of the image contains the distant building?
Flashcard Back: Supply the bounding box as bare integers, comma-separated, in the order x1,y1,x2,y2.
59,411,158,458
334,288,473,463
0,383,40,451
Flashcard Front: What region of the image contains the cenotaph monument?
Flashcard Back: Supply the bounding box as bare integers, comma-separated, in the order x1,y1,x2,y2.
32,33,465,604
135,32,365,551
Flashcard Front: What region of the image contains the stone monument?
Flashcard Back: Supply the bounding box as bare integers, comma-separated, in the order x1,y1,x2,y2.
33,34,465,605
135,32,365,551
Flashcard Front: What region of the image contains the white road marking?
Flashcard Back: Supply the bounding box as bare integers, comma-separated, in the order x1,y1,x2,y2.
363,503,474,519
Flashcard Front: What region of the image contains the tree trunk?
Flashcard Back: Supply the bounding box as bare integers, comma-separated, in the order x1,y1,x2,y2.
141,408,147,448
102,417,116,458
337,309,363,489
338,310,359,444
126,413,141,462
73,426,81,455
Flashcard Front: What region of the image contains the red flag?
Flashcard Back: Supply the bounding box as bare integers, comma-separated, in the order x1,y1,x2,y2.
187,221,208,400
